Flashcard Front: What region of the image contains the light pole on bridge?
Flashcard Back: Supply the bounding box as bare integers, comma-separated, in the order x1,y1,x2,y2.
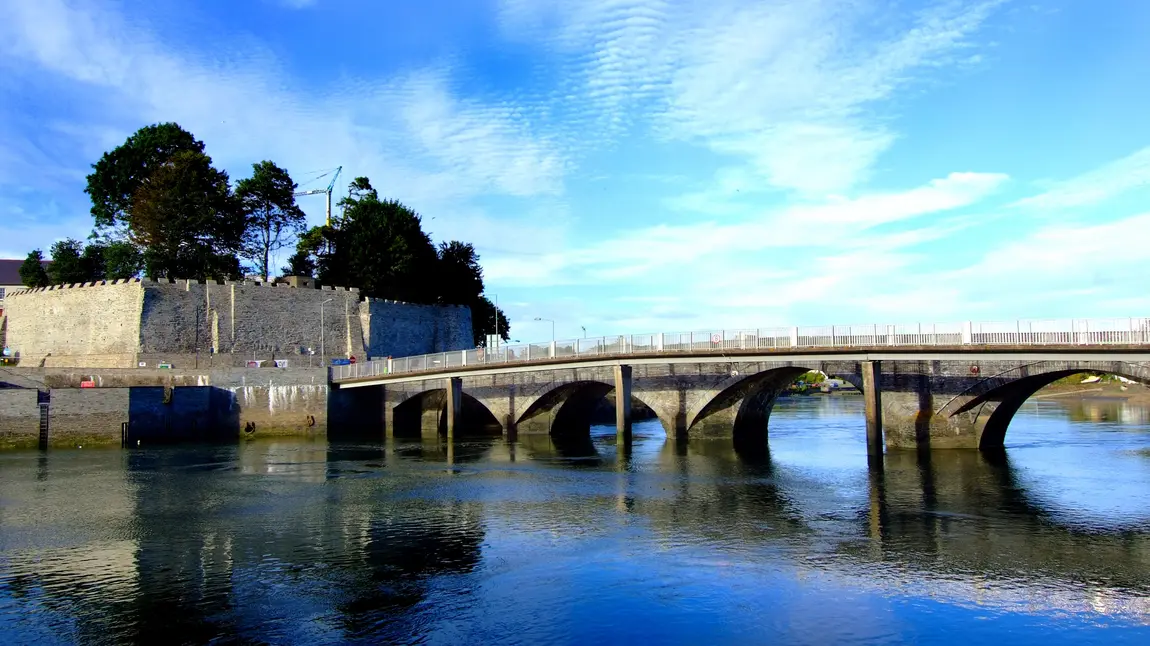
535,317,555,357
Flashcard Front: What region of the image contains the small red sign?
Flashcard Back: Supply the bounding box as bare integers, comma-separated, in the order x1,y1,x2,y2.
80,380,96,388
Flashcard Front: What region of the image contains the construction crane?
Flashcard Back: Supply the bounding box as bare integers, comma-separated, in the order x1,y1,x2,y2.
294,166,342,226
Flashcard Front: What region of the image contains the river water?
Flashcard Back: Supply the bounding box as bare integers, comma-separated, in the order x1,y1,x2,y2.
1,395,1149,645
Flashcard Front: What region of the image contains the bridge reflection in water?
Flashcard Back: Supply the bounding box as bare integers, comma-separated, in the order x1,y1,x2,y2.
1,396,1149,643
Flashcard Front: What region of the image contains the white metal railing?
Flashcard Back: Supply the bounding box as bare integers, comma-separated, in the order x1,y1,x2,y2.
330,317,1150,381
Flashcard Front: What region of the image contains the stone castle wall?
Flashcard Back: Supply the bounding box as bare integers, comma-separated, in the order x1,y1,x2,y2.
5,280,143,367
4,279,472,369
361,297,473,359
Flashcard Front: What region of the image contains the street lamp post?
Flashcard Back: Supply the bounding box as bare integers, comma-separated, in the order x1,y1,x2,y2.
535,317,555,358
581,325,586,339
320,298,334,365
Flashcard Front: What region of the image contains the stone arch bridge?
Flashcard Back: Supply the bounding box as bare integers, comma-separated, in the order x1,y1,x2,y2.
330,346,1150,455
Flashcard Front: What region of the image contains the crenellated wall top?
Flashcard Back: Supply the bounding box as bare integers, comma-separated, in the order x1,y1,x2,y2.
9,277,361,297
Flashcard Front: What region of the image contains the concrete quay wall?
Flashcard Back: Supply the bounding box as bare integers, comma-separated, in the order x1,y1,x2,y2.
0,367,333,449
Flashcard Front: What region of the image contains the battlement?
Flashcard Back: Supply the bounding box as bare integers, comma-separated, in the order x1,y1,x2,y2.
362,297,468,308
3,274,471,368
9,277,361,297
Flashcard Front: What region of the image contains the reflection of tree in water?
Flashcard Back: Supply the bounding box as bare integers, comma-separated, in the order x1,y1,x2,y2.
1054,397,1150,426
335,504,485,640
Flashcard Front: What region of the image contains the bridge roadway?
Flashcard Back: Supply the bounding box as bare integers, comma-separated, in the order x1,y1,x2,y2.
328,319,1150,455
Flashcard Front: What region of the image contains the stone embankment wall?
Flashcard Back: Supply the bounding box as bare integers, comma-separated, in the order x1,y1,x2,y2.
4,279,472,369
0,367,332,449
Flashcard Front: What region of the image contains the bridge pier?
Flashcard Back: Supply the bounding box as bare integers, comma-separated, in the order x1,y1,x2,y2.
384,394,395,440
446,377,462,440
861,361,884,460
615,365,632,444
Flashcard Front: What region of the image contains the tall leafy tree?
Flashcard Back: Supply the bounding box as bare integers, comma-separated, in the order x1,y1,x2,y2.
285,176,511,344
281,249,316,278
236,160,306,281
85,122,205,233
435,241,485,306
103,241,143,280
45,239,118,284
80,243,108,281
433,241,512,345
47,239,89,285
472,296,510,348
130,150,245,280
18,250,50,288
321,179,439,301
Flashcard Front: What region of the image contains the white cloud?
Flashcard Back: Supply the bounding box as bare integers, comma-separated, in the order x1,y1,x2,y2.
0,0,567,255
501,0,1004,194
1012,146,1150,210
486,171,1008,287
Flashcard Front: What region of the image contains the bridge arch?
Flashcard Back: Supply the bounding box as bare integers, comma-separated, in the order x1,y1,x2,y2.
689,366,864,447
515,380,672,438
935,360,1150,450
391,389,502,439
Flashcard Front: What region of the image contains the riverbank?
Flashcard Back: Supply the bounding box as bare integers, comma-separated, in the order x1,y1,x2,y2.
1033,382,1150,405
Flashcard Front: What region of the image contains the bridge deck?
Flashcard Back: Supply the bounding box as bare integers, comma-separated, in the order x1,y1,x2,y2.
332,344,1150,387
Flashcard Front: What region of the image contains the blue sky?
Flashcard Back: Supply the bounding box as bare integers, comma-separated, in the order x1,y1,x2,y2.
2,0,1150,343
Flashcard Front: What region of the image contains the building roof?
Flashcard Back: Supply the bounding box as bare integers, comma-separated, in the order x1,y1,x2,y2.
0,259,52,288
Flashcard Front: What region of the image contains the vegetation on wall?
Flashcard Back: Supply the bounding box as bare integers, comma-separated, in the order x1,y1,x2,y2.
17,122,510,346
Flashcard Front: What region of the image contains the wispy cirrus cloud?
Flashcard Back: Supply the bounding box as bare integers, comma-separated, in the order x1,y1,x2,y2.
0,0,567,254
486,170,1008,286
499,0,1004,195
1012,146,1150,210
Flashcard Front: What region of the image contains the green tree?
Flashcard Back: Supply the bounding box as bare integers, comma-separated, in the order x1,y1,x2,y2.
85,122,205,232
47,239,89,285
19,250,50,288
284,226,326,277
435,241,485,306
45,239,115,284
281,249,316,278
102,241,143,280
472,296,510,347
130,150,245,280
323,180,438,301
237,160,306,281
433,241,512,346
80,243,108,281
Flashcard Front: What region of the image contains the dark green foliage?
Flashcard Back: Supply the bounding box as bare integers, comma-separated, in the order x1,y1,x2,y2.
18,250,50,288
434,241,509,345
472,296,510,347
102,241,143,280
130,150,245,281
85,122,204,230
80,243,108,281
47,239,90,285
320,182,438,301
237,160,306,280
436,241,484,306
278,177,512,346
281,249,316,278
